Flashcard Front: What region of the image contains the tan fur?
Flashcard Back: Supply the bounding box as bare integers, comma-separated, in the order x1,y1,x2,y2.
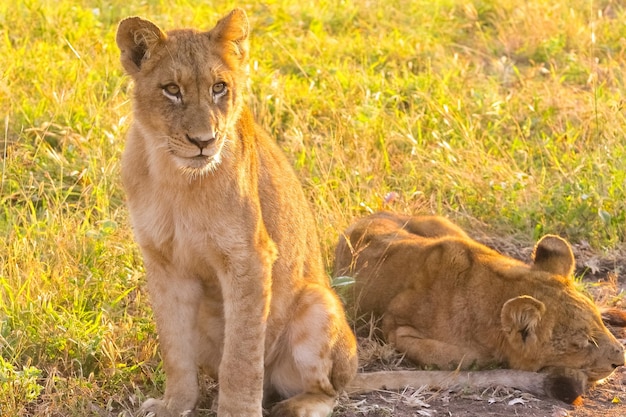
335,211,625,403
116,9,357,417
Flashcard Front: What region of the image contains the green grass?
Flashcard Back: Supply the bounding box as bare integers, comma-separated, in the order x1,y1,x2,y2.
2,0,626,415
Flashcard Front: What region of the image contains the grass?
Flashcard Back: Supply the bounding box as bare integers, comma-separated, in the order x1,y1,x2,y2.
1,0,626,415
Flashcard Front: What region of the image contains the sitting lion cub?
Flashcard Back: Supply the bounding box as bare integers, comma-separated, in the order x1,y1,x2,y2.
335,211,625,403
116,9,357,417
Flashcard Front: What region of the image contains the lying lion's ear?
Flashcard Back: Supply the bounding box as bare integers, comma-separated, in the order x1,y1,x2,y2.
501,295,546,346
531,235,575,277
208,8,249,61
116,17,167,75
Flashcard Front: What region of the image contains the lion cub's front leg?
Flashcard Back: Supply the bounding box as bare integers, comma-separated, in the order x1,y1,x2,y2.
139,261,204,417
215,237,276,416
139,237,275,417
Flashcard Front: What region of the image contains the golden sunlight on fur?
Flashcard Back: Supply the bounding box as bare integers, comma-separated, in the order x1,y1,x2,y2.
335,211,625,404
116,9,357,417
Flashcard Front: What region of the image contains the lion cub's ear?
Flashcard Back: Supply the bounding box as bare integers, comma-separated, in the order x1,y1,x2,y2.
208,8,250,61
501,295,546,347
116,17,167,75
531,235,575,277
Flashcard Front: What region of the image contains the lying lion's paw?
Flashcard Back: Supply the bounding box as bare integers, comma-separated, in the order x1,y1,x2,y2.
139,398,195,417
543,367,587,404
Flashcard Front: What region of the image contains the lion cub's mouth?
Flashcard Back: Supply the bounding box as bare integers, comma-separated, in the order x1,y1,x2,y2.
587,367,620,382
173,151,223,179
190,154,213,163
182,152,221,168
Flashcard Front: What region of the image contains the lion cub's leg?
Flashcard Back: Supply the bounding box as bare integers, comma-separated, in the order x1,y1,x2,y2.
388,324,494,369
268,284,357,417
541,366,588,403
382,291,495,370
140,266,204,416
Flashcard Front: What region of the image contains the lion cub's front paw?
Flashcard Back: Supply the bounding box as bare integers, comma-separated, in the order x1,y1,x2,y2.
139,398,196,417
543,367,587,404
269,393,334,417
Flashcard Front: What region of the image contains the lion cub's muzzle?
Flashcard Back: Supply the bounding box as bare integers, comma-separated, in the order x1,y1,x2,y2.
609,340,625,366
589,342,625,381
611,345,625,369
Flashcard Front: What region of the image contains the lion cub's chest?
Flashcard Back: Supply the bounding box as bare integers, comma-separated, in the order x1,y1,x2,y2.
131,182,237,280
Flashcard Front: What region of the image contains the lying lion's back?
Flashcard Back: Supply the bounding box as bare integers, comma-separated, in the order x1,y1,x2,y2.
336,212,552,323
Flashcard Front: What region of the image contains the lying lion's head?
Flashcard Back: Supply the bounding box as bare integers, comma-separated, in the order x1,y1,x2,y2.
500,235,624,382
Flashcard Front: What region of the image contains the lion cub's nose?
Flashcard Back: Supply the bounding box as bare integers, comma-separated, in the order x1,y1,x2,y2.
612,346,625,368
186,133,216,150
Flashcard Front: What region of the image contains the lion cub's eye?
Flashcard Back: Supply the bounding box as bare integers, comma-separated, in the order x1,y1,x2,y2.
162,84,182,100
212,82,227,96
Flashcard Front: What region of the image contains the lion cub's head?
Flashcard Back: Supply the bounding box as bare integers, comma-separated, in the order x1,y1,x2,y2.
116,9,250,178
501,235,624,382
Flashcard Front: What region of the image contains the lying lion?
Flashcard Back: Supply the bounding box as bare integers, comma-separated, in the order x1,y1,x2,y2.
335,211,625,403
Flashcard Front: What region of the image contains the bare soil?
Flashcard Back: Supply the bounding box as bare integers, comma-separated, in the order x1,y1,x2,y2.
333,237,626,417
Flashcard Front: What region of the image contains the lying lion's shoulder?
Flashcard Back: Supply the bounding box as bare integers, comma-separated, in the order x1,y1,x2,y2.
342,212,469,247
